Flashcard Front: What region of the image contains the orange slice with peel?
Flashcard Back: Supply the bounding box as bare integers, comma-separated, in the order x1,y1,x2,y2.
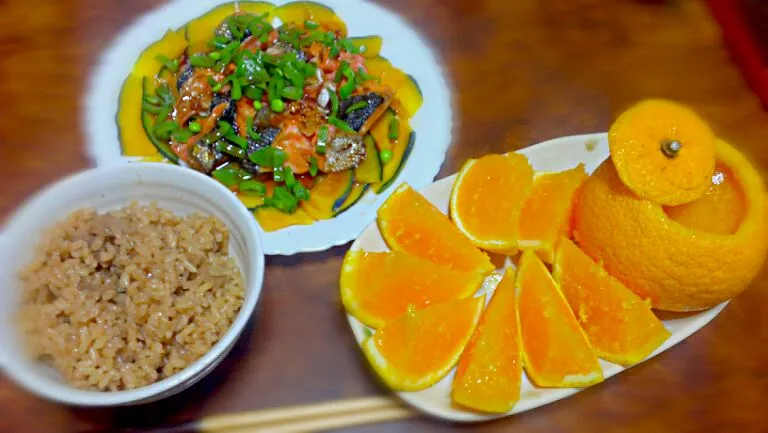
377,183,494,274
516,251,603,388
553,238,671,366
518,164,587,263
452,267,522,413
608,99,716,205
574,138,767,311
449,153,534,253
362,296,486,391
340,250,484,329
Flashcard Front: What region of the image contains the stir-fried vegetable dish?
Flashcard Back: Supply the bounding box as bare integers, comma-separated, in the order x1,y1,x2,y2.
118,1,423,231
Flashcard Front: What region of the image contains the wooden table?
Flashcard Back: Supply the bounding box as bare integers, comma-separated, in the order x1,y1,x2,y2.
1,0,767,431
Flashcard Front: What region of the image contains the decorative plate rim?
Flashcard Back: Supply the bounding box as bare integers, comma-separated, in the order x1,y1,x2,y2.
82,0,454,255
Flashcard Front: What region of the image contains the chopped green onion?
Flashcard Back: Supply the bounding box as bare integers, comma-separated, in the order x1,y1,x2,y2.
246,115,261,141
329,90,339,116
218,120,233,136
271,99,285,112
212,82,222,92
239,180,267,195
284,167,297,187
189,54,216,68
329,44,340,58
227,17,244,40
328,116,355,133
283,63,305,88
273,148,287,167
215,141,246,159
388,117,399,140
317,125,329,155
339,79,356,100
142,101,163,114
340,38,357,54
245,85,264,101
229,75,242,100
188,121,202,133
335,61,348,84
210,51,221,60
157,105,173,122
345,101,368,114
356,67,375,82
211,35,231,49
273,166,285,183
226,133,249,149
212,165,240,187
380,149,394,164
153,120,178,139
171,129,194,142
309,156,319,176
249,147,275,167
302,62,318,79
292,183,310,201
280,86,303,101
239,169,254,181
155,85,174,105
155,54,179,72
253,100,263,110
304,19,319,30
143,95,161,105
268,186,299,213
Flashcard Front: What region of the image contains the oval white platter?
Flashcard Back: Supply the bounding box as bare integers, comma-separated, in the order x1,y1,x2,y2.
346,132,728,422
84,0,452,255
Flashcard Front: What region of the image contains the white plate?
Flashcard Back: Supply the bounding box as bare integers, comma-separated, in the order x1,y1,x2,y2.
346,132,727,422
84,0,452,255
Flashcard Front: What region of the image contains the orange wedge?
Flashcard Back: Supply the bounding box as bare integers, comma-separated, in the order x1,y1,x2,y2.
340,250,484,329
516,251,603,387
518,164,587,263
377,183,494,274
449,153,534,253
553,239,671,366
452,267,522,413
362,296,486,391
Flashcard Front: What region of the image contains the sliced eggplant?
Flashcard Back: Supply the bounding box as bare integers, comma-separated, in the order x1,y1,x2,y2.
338,91,392,135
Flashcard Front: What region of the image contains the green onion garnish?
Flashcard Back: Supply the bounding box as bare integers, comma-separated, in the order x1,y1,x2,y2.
218,120,233,136
215,141,246,159
212,82,222,92
152,120,178,139
328,116,355,133
155,54,179,72
304,19,319,30
245,85,264,101
211,35,231,49
280,86,303,101
253,100,263,110
388,117,399,140
171,129,194,142
239,180,267,195
292,183,310,201
249,147,275,167
329,90,339,116
157,106,173,122
317,125,329,155
155,85,174,105
273,148,287,167
212,165,240,187
189,54,215,68
142,101,163,114
188,121,202,133
339,79,356,100
143,95,161,105
345,101,368,114
284,167,297,187
209,51,221,61
229,75,242,100
273,166,285,183
309,156,319,176
226,133,249,149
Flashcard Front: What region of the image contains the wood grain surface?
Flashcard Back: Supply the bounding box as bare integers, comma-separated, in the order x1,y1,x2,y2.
1,0,767,432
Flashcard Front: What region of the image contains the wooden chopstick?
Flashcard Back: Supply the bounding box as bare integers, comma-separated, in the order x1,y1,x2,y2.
198,396,415,432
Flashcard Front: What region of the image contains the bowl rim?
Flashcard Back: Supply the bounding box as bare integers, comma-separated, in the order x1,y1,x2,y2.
0,162,265,406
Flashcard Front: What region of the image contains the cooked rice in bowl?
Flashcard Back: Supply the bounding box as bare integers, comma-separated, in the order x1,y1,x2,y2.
16,202,245,391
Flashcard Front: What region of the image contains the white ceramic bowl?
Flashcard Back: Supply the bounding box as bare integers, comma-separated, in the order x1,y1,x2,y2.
0,163,265,406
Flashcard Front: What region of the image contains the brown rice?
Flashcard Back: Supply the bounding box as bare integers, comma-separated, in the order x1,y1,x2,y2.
17,202,245,391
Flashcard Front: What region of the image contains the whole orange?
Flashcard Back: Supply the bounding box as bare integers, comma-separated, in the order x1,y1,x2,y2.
573,139,767,311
